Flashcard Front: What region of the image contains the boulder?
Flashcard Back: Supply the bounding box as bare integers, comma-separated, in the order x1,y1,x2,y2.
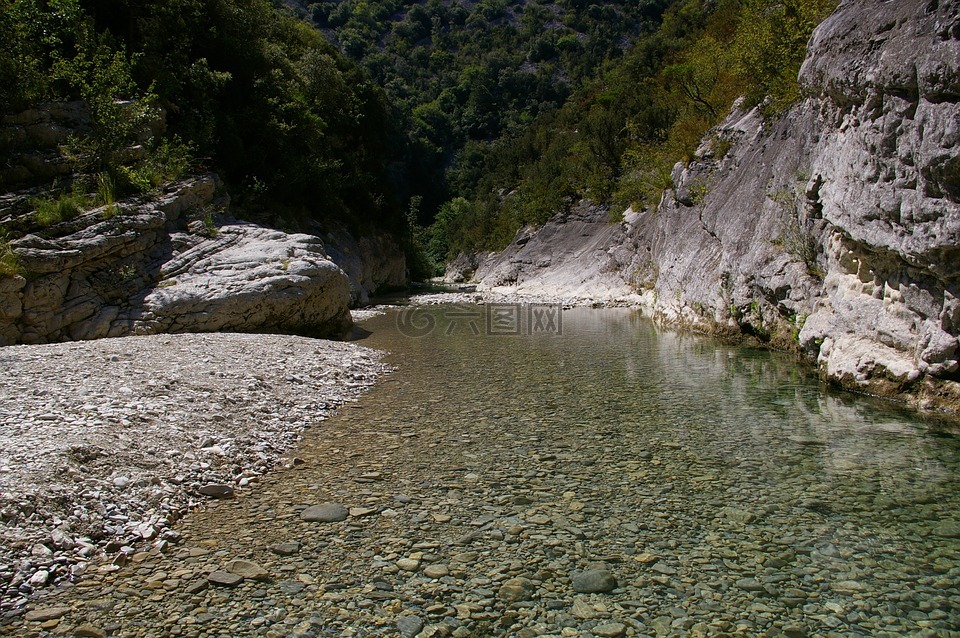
0,175,353,344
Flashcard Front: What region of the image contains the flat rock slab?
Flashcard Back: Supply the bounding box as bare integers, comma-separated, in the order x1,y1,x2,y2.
301,502,349,522
23,607,71,622
349,506,377,517
224,559,269,581
268,542,300,556
207,571,244,587
198,484,235,498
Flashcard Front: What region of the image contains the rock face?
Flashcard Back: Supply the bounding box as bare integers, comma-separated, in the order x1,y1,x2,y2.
458,0,960,412
322,223,407,306
1,102,94,189
457,203,636,302
0,175,353,344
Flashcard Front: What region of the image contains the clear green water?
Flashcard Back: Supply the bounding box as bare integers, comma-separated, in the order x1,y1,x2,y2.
354,305,960,635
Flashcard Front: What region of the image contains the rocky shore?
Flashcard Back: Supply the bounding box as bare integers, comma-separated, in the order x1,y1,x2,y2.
0,331,389,614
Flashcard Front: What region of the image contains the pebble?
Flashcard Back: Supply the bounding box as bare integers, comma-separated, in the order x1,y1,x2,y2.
736,578,765,592
572,569,617,593
23,607,71,622
207,571,244,587
268,542,300,556
396,615,425,638
593,622,628,637
349,506,377,517
301,502,349,523
423,564,449,579
498,577,535,602
73,624,107,638
571,598,596,619
933,521,960,538
396,558,420,571
198,484,235,498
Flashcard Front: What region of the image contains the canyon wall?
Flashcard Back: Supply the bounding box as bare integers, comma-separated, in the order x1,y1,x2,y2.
455,0,960,412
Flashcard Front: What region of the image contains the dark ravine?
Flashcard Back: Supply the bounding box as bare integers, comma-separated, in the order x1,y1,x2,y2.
447,0,960,415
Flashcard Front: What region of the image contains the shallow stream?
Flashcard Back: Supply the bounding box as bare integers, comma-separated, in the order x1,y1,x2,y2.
349,305,960,636
20,304,960,637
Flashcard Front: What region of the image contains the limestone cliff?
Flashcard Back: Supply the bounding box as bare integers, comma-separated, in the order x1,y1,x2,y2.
455,0,960,413
0,175,354,344
321,224,407,306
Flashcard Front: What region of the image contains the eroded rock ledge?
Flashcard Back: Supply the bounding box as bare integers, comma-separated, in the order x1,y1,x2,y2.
0,175,354,344
450,0,960,414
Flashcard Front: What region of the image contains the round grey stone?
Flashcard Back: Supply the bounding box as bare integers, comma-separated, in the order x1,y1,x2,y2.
301,502,349,522
572,569,617,593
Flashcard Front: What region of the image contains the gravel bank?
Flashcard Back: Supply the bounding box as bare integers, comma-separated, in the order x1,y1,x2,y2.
0,332,389,612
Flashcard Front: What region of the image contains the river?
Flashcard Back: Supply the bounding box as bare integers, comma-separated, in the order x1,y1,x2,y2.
15,304,960,637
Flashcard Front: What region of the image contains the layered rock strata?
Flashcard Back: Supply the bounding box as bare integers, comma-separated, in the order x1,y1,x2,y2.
0,175,353,344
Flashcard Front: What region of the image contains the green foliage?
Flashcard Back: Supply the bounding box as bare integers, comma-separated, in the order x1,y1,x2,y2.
0,239,20,278
50,28,157,173
3,0,403,232
437,0,837,255
427,197,470,265
404,196,439,280
118,136,193,195
96,172,116,207
771,185,822,278
735,0,837,113
31,188,90,227
0,0,75,111
294,0,675,221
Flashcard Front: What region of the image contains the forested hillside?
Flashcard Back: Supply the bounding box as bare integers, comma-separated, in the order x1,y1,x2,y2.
1,0,401,235
423,0,837,261
284,0,833,270
2,0,835,277
284,0,672,211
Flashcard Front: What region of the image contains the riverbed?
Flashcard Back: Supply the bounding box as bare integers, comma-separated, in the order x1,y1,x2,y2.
7,305,960,637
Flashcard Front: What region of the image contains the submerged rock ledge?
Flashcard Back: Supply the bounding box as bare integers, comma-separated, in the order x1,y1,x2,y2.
0,331,389,611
